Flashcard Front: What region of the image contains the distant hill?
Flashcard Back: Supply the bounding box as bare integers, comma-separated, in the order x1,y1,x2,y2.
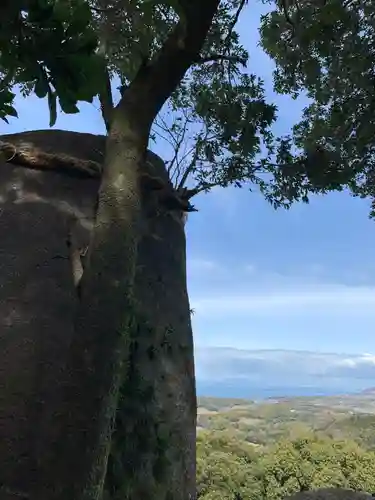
360,387,375,395
197,392,375,449
195,347,375,399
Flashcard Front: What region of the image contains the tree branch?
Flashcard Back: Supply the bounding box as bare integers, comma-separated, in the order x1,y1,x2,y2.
120,0,222,128
177,125,212,190
280,0,297,36
178,181,219,199
222,0,248,52
176,147,200,191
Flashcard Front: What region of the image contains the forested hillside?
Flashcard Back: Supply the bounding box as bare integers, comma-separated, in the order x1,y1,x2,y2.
196,396,375,499
198,395,375,448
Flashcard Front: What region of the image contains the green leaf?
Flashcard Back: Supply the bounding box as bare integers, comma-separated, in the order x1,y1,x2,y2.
34,73,50,98
143,0,186,24
47,88,57,127
58,96,79,114
64,1,93,35
52,0,69,22
3,104,18,118
260,0,375,217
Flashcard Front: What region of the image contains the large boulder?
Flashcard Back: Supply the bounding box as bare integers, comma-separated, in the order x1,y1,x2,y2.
0,129,196,499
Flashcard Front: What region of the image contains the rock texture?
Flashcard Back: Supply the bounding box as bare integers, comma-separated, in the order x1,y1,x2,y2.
0,129,196,499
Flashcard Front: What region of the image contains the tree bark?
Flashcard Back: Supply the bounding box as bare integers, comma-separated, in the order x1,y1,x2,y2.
104,158,196,500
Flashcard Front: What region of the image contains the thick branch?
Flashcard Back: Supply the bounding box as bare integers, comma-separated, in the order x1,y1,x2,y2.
119,0,221,127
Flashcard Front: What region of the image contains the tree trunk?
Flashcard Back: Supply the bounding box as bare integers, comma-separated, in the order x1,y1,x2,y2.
104,161,196,500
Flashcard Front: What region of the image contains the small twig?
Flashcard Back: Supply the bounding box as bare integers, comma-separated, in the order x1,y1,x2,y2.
222,0,248,53
176,151,199,190
181,182,219,198
177,126,211,190
167,114,191,178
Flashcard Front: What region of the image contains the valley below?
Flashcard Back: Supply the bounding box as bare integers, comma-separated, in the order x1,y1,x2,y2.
197,388,375,449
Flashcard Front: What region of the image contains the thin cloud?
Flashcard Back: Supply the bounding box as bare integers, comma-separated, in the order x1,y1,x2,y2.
191,284,375,317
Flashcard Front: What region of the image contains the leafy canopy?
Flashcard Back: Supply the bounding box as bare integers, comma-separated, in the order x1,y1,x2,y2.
197,431,375,500
2,0,321,209
260,0,375,216
93,0,327,207
0,0,105,126
3,0,365,212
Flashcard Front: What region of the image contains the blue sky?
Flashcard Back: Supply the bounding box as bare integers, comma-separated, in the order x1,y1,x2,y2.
1,1,375,360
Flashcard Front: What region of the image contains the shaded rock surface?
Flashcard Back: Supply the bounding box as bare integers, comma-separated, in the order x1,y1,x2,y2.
0,129,196,499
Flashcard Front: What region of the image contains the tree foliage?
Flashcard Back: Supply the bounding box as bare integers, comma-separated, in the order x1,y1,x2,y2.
0,0,104,126
4,0,375,211
197,431,375,500
258,437,375,499
89,0,299,207
140,0,315,207
3,0,331,211
197,431,261,500
260,0,375,216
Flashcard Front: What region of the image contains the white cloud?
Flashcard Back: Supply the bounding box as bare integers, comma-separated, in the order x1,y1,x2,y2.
191,284,375,317
333,353,375,378
194,347,375,396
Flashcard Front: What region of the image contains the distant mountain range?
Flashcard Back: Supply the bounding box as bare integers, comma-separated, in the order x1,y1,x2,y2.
194,347,375,399
360,387,375,395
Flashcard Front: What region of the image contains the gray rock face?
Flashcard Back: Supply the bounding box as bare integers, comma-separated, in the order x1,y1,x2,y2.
0,129,196,498
284,489,373,500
